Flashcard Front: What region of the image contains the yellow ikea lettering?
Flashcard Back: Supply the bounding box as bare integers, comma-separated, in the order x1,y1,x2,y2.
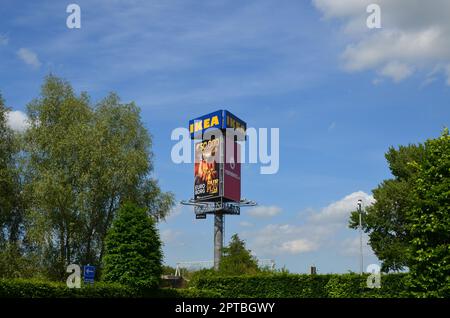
210,116,219,127
191,115,221,134
194,121,202,132
204,118,210,129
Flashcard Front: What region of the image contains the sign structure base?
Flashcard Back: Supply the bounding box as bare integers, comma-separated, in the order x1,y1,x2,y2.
181,198,256,270
214,212,224,271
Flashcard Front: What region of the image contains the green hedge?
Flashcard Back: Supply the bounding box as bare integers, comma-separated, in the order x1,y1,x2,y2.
0,279,135,298
189,273,410,298
325,273,410,298
0,279,219,298
0,274,410,298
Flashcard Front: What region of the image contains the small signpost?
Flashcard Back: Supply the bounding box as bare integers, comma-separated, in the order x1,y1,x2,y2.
83,265,96,284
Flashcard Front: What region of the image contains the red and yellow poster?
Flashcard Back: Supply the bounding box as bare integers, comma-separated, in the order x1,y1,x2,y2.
194,138,220,201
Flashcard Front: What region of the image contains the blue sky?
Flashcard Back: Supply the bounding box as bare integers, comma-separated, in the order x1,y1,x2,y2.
1,0,449,273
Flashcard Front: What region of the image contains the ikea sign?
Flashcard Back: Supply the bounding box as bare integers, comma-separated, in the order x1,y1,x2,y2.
189,110,246,139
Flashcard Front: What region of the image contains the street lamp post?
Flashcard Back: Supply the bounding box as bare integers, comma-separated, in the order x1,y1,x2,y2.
357,199,363,275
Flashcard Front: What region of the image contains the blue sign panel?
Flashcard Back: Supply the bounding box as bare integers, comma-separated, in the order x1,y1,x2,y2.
223,110,247,132
189,110,246,139
83,265,96,283
189,110,223,139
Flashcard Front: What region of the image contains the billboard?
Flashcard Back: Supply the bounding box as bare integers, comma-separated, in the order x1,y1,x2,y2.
223,137,241,202
194,138,221,201
191,110,245,203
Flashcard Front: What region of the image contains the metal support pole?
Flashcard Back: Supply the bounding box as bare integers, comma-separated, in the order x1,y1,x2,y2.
359,212,363,275
214,212,224,271
357,200,363,275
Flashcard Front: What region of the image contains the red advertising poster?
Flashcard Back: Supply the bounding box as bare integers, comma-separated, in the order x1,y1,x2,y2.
194,139,220,201
223,138,241,202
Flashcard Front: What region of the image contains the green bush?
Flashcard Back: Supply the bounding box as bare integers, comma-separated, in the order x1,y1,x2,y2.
0,278,218,298
0,279,135,298
102,203,163,289
190,273,410,298
407,129,450,298
0,273,411,298
325,274,366,298
219,234,260,275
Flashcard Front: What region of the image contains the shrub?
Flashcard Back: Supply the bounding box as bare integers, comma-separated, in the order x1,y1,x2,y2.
219,234,260,275
407,129,450,297
0,279,218,298
0,273,411,298
102,203,163,289
190,273,410,298
0,279,135,298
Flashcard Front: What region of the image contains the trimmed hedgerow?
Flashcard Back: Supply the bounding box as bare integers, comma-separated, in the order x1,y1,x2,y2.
0,274,410,298
0,279,134,298
189,273,410,298
0,279,219,298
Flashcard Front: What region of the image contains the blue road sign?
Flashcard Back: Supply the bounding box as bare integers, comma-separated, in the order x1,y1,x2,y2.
83,265,96,283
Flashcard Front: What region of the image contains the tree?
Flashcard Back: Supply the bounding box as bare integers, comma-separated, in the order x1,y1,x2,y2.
349,144,425,272
0,94,24,246
219,234,260,275
407,129,450,297
23,76,93,278
102,203,163,288
22,75,174,279
0,94,31,278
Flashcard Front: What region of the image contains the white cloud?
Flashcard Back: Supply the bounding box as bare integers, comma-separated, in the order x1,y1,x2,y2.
340,237,372,257
248,224,305,255
313,0,450,84
280,239,318,254
446,65,450,86
6,110,29,132
24,1,327,109
0,35,8,45
328,122,336,131
161,229,182,244
372,78,383,85
379,61,414,82
247,205,282,218
313,0,368,19
309,191,374,224
244,191,374,257
17,48,41,69
239,221,254,227
165,204,184,221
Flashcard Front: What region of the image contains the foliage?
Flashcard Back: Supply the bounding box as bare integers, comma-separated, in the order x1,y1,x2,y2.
349,129,449,296
0,273,410,298
0,94,25,248
0,243,40,279
162,265,177,276
0,75,174,279
190,272,410,298
0,278,135,298
0,278,219,298
219,234,260,275
407,129,450,297
349,143,425,272
350,129,450,297
325,274,366,298
102,203,163,289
